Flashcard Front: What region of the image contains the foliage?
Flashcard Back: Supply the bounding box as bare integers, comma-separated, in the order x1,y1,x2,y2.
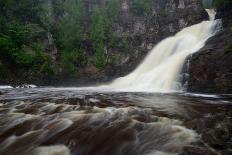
89,7,107,69
0,35,14,55
0,0,42,23
0,19,53,74
0,0,128,79
58,0,85,51
39,0,64,29
89,0,121,68
0,0,55,77
60,48,86,75
106,0,120,23
119,38,129,53
14,49,35,67
40,61,54,75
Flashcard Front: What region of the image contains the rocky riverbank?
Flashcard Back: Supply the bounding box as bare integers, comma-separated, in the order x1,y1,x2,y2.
188,5,232,93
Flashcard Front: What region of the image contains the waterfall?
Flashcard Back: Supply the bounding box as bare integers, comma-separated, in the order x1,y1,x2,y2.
206,9,216,20
101,9,221,92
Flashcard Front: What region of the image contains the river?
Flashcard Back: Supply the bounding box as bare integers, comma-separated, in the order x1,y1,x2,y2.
0,87,231,155
0,7,231,155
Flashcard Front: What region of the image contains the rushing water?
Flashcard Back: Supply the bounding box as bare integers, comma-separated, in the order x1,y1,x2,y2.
0,87,232,155
0,9,230,155
97,9,221,93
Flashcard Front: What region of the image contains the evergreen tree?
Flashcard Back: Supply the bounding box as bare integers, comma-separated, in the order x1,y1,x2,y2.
90,7,106,69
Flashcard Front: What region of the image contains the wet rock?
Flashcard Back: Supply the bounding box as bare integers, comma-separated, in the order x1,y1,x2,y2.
202,120,232,150
180,146,218,155
188,3,232,94
77,0,208,85
0,91,232,155
221,150,232,155
188,28,232,93
0,0,208,86
216,4,232,28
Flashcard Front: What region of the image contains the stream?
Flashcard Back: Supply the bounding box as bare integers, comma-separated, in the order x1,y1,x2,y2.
0,87,231,155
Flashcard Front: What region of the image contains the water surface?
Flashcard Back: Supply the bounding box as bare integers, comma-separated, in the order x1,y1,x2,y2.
0,88,231,155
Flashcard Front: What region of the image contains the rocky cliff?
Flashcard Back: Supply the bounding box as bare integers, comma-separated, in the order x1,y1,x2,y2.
187,4,232,93
0,0,213,89
57,0,208,86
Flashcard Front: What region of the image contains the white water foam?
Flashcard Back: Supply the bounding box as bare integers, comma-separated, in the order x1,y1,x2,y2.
99,9,221,93
0,10,221,94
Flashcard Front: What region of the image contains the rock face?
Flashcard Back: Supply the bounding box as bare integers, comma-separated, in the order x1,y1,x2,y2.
113,0,207,71
0,0,211,88
57,0,208,86
187,5,232,93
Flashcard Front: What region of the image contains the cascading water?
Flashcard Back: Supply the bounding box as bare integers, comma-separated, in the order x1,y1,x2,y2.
102,9,221,92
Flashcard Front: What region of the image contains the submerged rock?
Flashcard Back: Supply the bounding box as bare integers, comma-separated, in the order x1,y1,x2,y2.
0,90,232,155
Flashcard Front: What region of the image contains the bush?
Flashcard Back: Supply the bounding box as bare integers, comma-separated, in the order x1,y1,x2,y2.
0,0,56,77
40,62,54,75
0,35,14,54
95,45,105,69
0,0,131,77
14,49,35,67
60,48,86,75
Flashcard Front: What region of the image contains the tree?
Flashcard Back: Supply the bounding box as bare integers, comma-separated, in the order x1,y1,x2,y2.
58,0,85,51
90,7,106,69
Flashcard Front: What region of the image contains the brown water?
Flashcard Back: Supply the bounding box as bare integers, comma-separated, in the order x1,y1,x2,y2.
0,88,231,155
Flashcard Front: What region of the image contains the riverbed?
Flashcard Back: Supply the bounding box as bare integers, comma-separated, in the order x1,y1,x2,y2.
0,87,231,155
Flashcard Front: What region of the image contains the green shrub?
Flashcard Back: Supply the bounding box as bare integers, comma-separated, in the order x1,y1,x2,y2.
40,62,54,75
13,49,35,67
60,48,86,75
61,54,77,75
0,35,14,53
32,47,51,71
0,0,130,76
6,22,31,47
95,45,105,69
